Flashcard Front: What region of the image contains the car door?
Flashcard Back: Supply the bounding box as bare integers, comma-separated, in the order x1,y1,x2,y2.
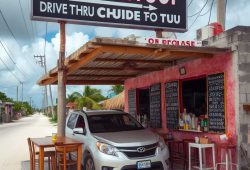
65,112,78,139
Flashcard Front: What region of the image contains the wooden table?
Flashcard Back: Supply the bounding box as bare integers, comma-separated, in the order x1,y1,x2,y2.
31,136,83,170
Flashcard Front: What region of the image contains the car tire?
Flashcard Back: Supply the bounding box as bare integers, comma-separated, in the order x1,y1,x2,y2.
84,155,95,170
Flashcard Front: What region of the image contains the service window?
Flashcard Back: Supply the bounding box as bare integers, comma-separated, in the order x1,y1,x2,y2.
166,73,226,133
67,113,78,129
181,77,207,116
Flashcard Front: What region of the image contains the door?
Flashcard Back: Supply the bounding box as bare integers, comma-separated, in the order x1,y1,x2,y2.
65,113,78,139
73,114,87,161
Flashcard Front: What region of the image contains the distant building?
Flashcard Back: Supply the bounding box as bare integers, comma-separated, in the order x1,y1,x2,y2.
3,102,14,123
66,102,77,114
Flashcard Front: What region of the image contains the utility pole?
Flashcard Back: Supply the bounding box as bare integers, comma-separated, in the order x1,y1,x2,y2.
217,0,226,30
30,97,32,107
57,21,66,136
34,55,55,117
16,86,18,102
21,82,23,103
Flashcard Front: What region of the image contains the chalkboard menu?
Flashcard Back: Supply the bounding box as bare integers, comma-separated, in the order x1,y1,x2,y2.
207,73,225,133
166,81,179,130
128,89,137,118
150,83,162,128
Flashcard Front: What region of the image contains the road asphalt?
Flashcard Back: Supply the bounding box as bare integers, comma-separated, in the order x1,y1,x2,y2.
0,113,57,170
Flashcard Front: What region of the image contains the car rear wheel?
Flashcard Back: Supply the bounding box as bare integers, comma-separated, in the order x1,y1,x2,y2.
84,155,95,170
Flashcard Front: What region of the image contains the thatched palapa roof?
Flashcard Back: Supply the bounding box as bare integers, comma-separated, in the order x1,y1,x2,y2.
103,91,125,110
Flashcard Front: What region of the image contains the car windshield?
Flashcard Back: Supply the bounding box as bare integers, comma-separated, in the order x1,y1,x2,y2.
87,113,144,133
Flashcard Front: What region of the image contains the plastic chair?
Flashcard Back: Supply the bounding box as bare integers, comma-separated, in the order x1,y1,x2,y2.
55,144,79,170
27,138,56,170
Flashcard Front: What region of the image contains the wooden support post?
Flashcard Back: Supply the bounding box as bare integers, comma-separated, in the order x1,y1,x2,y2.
57,22,66,136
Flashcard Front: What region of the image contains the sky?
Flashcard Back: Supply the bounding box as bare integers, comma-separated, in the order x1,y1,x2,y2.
0,0,249,108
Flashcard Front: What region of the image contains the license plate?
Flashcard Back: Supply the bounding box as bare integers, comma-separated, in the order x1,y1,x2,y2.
137,160,151,169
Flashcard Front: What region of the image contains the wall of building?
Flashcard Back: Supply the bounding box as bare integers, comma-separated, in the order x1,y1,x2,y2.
125,52,235,137
208,26,250,169
124,52,235,165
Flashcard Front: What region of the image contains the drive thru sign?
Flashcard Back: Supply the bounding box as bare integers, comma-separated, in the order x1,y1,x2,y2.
31,0,187,32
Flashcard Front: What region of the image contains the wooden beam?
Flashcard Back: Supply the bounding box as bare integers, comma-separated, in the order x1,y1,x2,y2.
38,77,56,86
66,48,102,74
53,80,124,85
79,67,164,71
67,59,79,64
68,74,136,78
94,58,172,64
100,45,157,56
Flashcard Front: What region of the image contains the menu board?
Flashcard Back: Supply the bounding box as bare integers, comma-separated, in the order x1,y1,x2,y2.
207,73,225,133
166,81,179,130
150,83,162,128
128,89,137,118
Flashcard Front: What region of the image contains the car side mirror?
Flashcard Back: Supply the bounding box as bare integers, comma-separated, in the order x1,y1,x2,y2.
73,128,86,135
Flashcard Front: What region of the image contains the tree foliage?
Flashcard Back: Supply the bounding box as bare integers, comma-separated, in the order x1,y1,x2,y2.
13,101,33,115
111,85,124,95
0,91,33,115
0,91,13,102
66,86,106,110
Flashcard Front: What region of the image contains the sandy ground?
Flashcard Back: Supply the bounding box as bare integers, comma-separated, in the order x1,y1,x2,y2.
0,113,57,170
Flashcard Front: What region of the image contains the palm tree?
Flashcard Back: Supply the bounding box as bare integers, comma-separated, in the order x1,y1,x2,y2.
67,86,106,110
67,92,82,102
111,85,124,95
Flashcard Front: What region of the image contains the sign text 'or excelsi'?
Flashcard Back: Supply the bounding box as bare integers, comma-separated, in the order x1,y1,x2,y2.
32,0,187,32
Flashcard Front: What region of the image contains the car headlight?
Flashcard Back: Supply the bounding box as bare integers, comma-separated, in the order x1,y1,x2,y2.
158,137,166,151
96,142,118,156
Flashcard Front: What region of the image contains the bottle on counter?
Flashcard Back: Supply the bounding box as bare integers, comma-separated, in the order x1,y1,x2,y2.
203,115,208,132
191,113,196,130
179,118,184,129
183,108,191,130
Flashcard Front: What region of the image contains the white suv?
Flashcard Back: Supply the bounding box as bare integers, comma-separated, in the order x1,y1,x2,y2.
65,110,169,170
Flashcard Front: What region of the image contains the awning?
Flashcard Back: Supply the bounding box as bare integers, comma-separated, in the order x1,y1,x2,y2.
37,37,230,86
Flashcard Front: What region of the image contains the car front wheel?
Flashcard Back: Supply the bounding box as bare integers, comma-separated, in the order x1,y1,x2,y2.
84,155,95,170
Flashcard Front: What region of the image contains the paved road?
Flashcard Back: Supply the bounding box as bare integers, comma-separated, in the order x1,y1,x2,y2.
0,113,57,170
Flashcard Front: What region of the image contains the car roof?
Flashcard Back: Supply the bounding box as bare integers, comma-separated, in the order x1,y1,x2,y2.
78,110,126,116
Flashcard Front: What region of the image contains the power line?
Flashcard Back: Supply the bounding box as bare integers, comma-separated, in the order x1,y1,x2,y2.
188,0,194,7
208,0,215,25
188,0,210,17
28,0,37,41
18,0,33,43
0,40,29,79
0,52,22,84
0,4,37,71
188,0,209,29
0,10,19,45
